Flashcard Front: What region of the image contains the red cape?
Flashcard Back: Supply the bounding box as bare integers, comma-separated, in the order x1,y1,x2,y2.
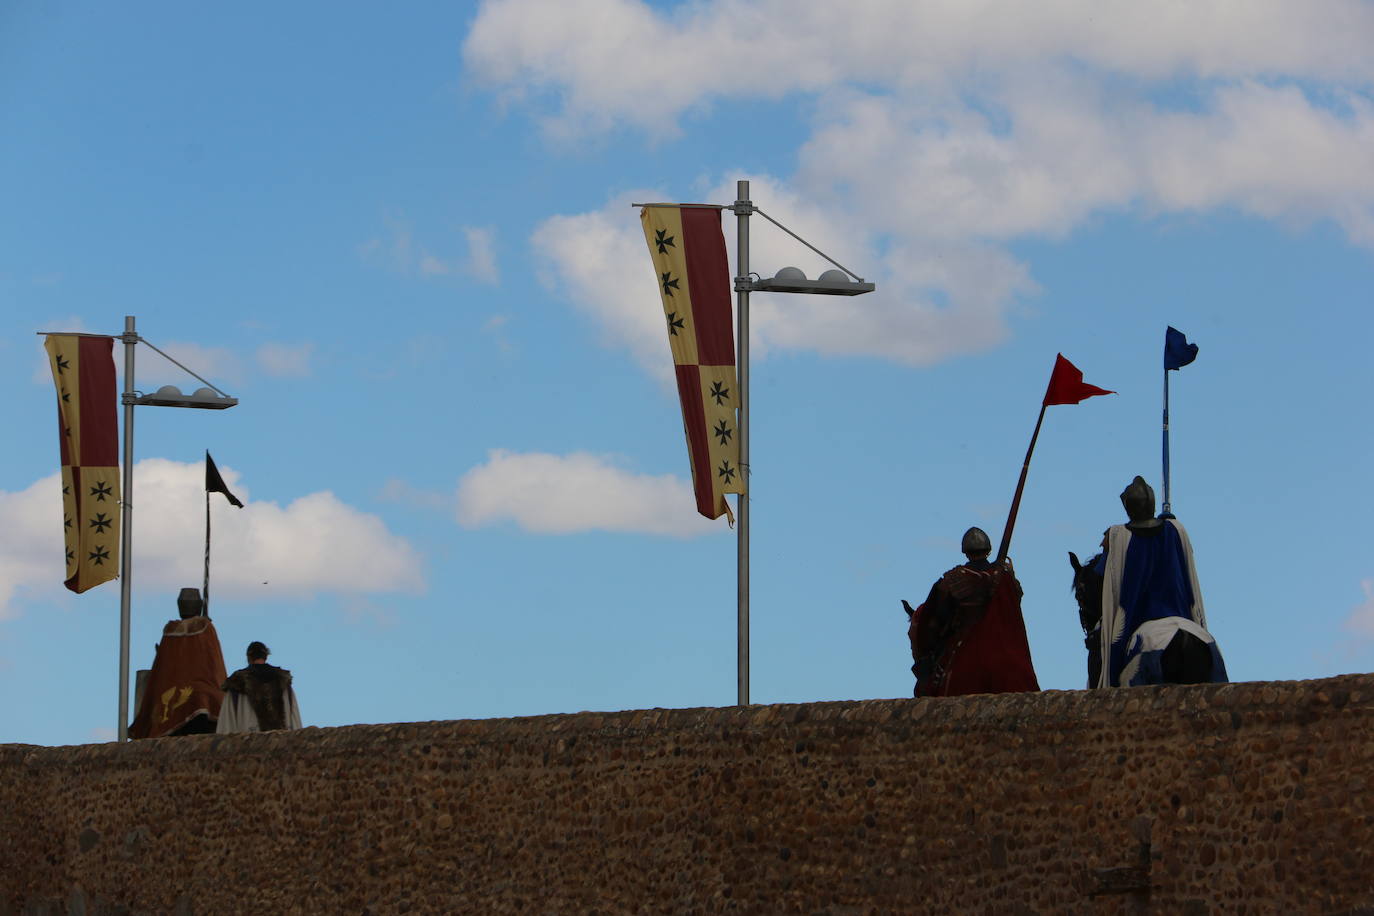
912,571,1039,697
129,617,227,739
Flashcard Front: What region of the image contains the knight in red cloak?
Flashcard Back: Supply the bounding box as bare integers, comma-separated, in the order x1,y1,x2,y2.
904,527,1040,698
129,588,227,739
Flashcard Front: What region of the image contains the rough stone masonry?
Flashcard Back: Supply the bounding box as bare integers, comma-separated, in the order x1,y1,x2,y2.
3,675,1373,914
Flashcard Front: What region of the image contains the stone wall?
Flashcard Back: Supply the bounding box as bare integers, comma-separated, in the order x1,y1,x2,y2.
3,675,1373,915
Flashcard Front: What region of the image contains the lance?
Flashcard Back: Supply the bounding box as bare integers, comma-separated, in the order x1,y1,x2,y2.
1160,327,1197,519
203,486,211,615
1161,367,1173,518
995,404,1046,566
996,354,1115,565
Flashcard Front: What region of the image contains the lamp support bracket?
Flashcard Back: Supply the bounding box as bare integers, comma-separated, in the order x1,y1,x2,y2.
748,207,863,282
136,337,233,398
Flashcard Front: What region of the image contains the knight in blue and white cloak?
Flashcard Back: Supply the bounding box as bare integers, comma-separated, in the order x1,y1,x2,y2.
1095,476,1227,688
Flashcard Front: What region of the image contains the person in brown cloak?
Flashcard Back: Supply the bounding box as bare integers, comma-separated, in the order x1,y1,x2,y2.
129,588,227,738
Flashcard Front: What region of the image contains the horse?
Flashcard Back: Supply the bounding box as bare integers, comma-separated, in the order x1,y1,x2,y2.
1068,551,1105,689
1068,551,1216,688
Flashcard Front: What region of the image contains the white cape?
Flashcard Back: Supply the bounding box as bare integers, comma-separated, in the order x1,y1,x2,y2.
216,686,303,734
1098,519,1208,688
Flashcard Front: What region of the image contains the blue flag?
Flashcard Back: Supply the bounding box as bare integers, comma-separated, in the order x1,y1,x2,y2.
1164,326,1198,370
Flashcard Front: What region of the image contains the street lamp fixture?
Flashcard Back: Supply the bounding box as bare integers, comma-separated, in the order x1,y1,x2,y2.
751,267,875,296
134,385,239,409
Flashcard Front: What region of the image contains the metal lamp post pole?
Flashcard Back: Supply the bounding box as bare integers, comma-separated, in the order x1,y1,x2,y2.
636,185,867,706
117,315,136,742
734,180,752,707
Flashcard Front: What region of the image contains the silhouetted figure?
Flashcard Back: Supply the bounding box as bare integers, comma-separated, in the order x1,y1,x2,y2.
217,641,302,733
1077,476,1227,688
903,527,1040,698
129,588,227,739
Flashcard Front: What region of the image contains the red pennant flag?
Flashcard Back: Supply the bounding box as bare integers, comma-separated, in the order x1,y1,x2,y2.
1042,353,1114,406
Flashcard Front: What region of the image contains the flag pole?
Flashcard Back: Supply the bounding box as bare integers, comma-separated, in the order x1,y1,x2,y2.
1161,367,1173,518
734,179,751,707
995,404,1048,566
203,481,212,616
117,316,137,742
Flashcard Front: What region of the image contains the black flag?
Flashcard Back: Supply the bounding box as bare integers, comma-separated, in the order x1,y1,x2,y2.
204,450,243,617
206,451,243,507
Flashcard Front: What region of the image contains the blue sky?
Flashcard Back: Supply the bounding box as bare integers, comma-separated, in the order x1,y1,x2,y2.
3,1,1373,746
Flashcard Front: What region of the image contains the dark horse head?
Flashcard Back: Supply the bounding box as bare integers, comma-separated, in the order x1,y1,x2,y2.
1068,551,1104,688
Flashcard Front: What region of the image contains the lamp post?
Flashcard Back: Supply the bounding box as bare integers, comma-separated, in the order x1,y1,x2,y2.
37,317,237,740
726,180,874,705
116,316,237,740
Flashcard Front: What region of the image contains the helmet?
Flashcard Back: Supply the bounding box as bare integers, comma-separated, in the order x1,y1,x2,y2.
1119,476,1156,524
176,587,204,619
960,527,992,557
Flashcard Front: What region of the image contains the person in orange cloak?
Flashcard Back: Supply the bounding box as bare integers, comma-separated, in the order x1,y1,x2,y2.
903,527,1040,698
129,588,227,738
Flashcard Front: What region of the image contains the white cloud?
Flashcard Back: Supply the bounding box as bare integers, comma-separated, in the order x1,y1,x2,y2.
419,254,450,276
0,474,67,617
1142,84,1374,244
340,595,400,628
455,449,725,536
379,478,453,512
463,226,500,283
531,191,677,381
359,214,417,273
484,1,1374,372
532,178,1032,373
256,341,315,378
361,215,501,283
464,0,1374,136
1344,579,1374,638
798,80,1374,246
0,459,425,619
716,176,1031,365
481,313,515,354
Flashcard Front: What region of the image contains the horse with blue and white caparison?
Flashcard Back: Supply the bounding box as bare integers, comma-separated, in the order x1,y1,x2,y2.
1069,551,1220,689
1067,476,1228,689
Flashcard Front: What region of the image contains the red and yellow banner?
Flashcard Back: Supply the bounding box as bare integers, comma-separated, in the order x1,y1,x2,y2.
640,205,743,520
44,335,120,593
